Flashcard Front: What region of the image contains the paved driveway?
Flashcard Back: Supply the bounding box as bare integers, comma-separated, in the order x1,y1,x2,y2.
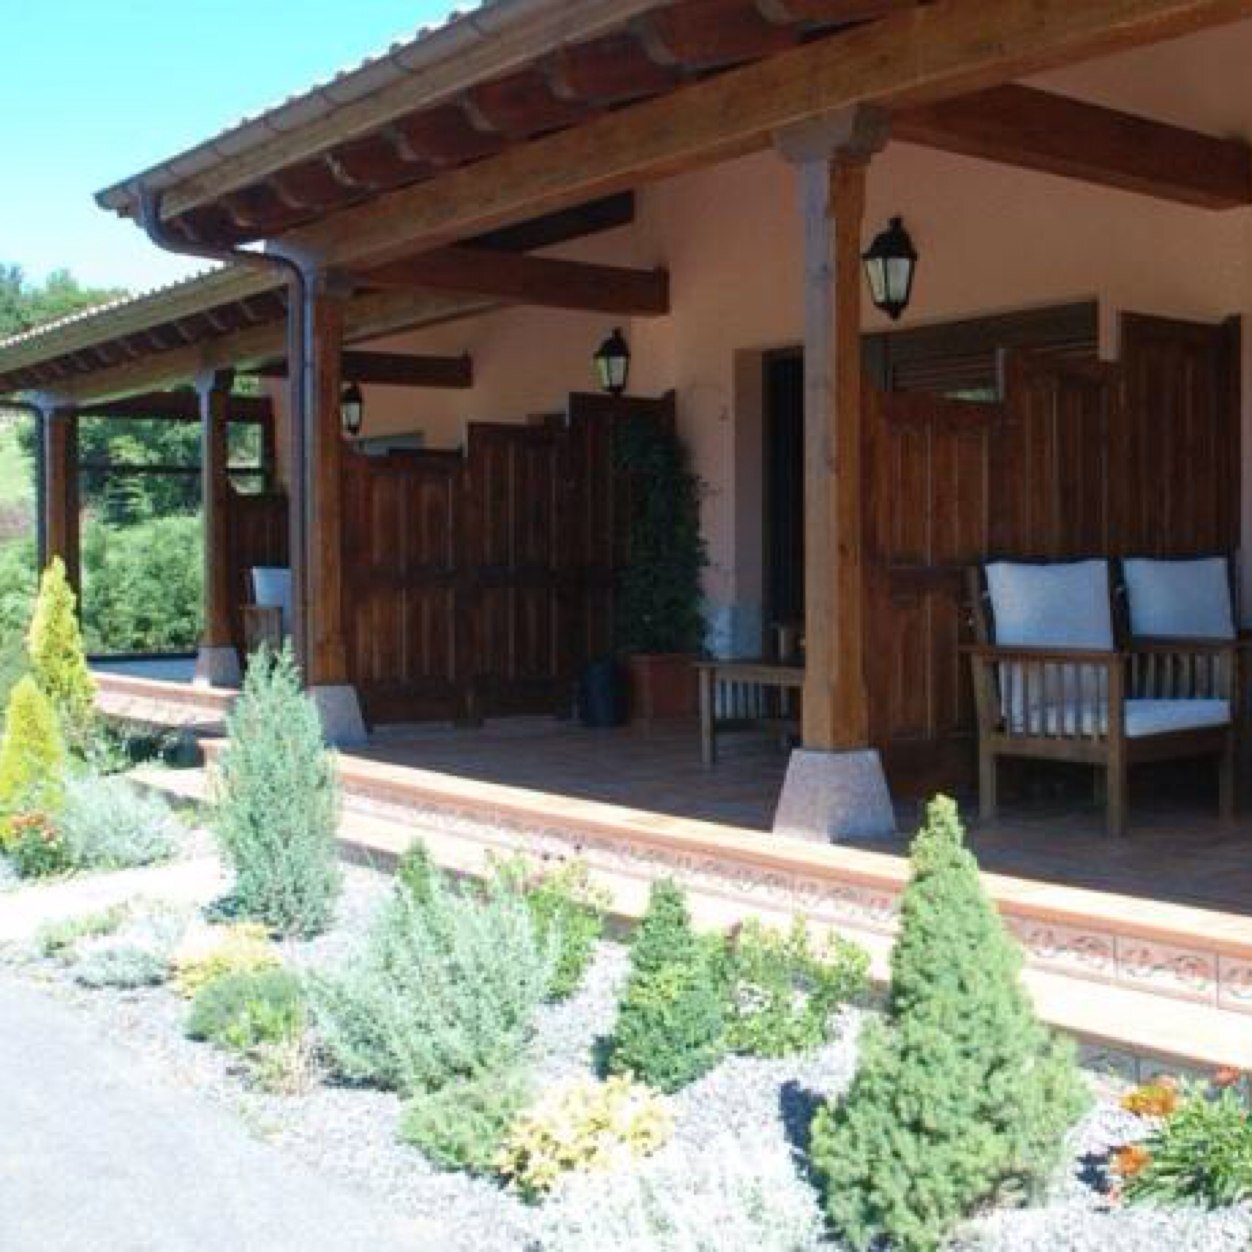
0,980,437,1252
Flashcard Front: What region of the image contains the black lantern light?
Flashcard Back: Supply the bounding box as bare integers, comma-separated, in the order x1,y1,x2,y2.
862,216,917,321
594,327,631,397
340,381,364,438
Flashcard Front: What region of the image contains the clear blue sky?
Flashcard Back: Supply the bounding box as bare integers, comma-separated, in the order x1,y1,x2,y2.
0,1,454,294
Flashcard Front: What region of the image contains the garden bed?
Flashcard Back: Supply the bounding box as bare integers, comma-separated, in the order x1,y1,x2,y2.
3,856,1250,1252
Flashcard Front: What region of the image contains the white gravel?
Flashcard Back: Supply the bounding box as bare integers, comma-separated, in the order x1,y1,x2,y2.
3,856,1251,1251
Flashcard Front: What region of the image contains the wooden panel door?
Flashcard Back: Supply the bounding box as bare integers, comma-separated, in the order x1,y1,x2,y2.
865,388,1000,792
342,449,465,723
463,422,571,717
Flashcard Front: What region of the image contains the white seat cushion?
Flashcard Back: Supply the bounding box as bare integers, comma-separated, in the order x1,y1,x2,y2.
250,566,292,636
1125,698,1230,738
1009,696,1229,739
986,560,1114,650
1122,556,1234,640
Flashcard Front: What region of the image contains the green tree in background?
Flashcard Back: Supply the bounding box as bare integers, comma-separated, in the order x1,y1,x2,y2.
0,265,126,339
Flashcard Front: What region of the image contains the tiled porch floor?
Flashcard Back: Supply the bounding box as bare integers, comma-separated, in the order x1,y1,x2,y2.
358,718,1252,917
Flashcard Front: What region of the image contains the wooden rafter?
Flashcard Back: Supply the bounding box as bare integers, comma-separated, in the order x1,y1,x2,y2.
275,0,1252,271
360,246,670,316
256,350,473,389
893,84,1252,209
79,390,273,422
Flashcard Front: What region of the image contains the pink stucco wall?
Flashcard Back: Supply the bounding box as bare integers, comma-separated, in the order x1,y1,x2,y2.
279,21,1252,651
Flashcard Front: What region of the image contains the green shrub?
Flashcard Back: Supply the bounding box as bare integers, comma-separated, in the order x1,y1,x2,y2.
26,558,95,751
401,1067,532,1175
73,943,167,989
36,903,130,958
81,516,202,654
810,796,1088,1252
533,1132,827,1252
396,840,436,903
186,967,307,1053
720,917,869,1058
1125,1085,1252,1208
212,645,341,938
0,675,66,832
606,880,727,1093
310,875,553,1095
59,774,182,870
495,855,610,1000
171,922,280,998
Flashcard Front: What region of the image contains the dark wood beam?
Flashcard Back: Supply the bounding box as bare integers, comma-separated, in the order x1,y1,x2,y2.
277,0,1252,271
361,246,670,316
468,192,635,252
894,84,1252,209
80,390,273,422
256,351,473,389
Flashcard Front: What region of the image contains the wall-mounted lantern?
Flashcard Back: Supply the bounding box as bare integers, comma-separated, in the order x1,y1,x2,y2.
862,216,918,322
594,327,631,397
340,381,364,438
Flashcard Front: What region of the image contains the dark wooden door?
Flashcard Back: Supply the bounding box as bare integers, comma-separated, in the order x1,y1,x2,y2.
342,450,464,723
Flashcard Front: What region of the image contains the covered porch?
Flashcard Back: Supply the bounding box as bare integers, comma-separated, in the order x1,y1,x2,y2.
10,0,1252,946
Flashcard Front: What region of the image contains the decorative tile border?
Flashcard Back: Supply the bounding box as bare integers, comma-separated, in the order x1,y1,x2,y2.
340,783,1252,1017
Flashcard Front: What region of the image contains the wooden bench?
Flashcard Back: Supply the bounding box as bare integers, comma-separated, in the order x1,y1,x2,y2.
695,659,803,767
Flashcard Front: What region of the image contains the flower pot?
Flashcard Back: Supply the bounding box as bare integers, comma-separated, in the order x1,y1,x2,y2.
626,653,698,724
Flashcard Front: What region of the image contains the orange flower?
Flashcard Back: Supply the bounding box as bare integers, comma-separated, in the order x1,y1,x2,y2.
1213,1067,1244,1090
1121,1078,1180,1119
1111,1144,1152,1179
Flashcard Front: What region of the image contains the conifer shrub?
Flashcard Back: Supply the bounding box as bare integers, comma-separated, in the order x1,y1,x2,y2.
605,879,727,1093
0,675,67,837
810,796,1088,1252
309,874,554,1095
212,645,341,938
720,917,869,1058
400,1067,533,1175
27,558,96,752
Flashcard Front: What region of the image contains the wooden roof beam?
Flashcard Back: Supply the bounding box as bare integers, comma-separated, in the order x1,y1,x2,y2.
755,0,921,25
276,0,1252,272
78,390,273,422
893,83,1252,209
633,0,799,68
359,246,670,316
255,350,473,389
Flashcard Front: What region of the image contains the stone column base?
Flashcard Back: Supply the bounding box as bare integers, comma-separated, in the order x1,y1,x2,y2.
309,684,368,747
193,645,242,691
772,747,897,842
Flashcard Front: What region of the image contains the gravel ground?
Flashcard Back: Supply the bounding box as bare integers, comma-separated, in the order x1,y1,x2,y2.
3,856,1251,1251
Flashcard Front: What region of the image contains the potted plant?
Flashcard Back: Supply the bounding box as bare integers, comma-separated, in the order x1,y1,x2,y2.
614,410,707,724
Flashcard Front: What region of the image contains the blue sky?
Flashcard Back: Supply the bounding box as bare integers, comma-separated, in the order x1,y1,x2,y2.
0,1,453,294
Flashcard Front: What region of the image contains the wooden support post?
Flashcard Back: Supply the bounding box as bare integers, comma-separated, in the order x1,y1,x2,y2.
772,108,896,841
194,369,242,688
290,270,366,743
38,405,80,596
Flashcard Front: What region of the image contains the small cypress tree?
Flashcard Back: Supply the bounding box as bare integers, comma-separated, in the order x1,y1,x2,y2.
810,796,1088,1252
606,879,726,1093
213,645,341,938
27,558,96,752
0,675,67,838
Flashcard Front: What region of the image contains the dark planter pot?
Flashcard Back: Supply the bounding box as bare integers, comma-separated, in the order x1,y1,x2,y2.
626,653,698,724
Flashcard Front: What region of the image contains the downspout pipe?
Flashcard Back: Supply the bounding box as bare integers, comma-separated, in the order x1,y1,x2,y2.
136,190,313,676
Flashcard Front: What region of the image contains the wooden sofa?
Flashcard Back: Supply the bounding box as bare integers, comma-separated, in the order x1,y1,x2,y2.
965,557,1239,836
